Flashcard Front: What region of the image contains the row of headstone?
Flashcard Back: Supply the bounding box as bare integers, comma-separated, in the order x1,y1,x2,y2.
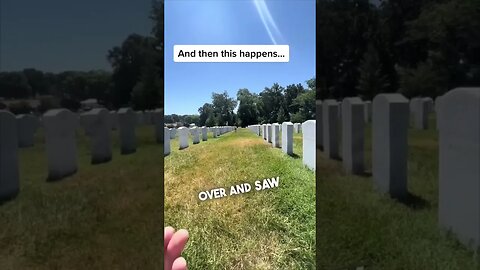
318,88,480,251
293,123,302,133
164,125,235,156
135,110,156,126
0,107,164,201
16,114,40,148
5,107,162,166
104,109,160,131
318,95,406,188
410,97,431,130
248,120,316,170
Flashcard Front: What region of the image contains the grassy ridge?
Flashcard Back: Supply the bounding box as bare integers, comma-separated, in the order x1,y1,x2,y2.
317,115,479,270
165,128,315,269
0,127,163,270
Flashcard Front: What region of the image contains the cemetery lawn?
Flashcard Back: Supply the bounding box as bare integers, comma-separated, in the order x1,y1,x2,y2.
317,115,479,270
0,127,163,269
165,128,316,270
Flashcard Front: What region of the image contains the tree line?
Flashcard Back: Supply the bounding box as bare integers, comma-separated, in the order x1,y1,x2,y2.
165,78,315,127
317,0,480,100
0,1,164,114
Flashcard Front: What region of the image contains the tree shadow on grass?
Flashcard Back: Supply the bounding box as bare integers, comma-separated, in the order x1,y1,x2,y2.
358,171,372,177
332,156,342,161
395,192,430,210
0,192,19,206
290,153,301,159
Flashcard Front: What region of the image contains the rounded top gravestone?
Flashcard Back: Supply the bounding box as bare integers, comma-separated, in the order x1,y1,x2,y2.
343,97,363,106
16,114,39,147
375,93,409,105
43,109,78,181
324,99,339,106
0,110,20,200
43,109,78,137
438,87,480,249
84,108,112,164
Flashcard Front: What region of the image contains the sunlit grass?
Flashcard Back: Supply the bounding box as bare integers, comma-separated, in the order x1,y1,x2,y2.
0,126,163,270
317,114,478,270
165,128,315,270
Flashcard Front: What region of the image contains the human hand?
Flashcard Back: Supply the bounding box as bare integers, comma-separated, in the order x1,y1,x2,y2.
164,227,189,270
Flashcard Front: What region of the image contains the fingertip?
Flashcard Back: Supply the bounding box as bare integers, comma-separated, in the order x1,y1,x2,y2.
172,257,187,270
177,229,189,239
164,226,175,250
167,229,190,258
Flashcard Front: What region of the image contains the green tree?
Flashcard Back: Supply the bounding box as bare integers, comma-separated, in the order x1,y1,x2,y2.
23,68,48,96
284,83,305,118
150,0,164,108
317,0,376,99
357,44,390,100
259,83,284,123
0,72,32,98
198,103,214,126
131,62,163,110
236,88,259,127
108,34,159,107
399,0,480,92
211,91,237,125
291,90,316,122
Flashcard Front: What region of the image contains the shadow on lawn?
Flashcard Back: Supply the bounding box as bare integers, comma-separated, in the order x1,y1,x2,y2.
290,153,301,159
395,192,430,210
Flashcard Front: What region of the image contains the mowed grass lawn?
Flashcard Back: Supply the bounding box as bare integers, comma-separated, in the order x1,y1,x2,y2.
165,128,315,270
0,126,163,270
317,114,480,270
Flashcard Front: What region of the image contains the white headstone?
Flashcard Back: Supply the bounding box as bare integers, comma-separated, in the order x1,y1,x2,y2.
302,120,316,170
82,108,112,164
272,123,280,148
16,114,38,148
118,108,137,155
136,111,145,126
316,100,323,149
323,99,340,159
164,127,170,156
293,123,301,133
266,124,272,143
364,101,372,123
435,95,443,130
411,97,429,129
178,127,189,149
43,109,78,181
438,87,480,249
202,126,208,141
282,122,294,155
342,97,365,174
191,127,200,144
109,111,118,130
0,111,19,200
372,94,409,198
153,108,163,143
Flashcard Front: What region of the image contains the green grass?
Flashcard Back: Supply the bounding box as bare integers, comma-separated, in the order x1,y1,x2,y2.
165,128,315,270
317,114,480,270
0,126,163,270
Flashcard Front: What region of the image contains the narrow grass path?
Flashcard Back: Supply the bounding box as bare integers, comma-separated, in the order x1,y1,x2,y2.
0,127,163,270
165,128,315,270
317,116,479,270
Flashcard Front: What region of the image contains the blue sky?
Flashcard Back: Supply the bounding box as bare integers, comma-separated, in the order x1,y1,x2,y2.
0,0,151,72
165,0,315,115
